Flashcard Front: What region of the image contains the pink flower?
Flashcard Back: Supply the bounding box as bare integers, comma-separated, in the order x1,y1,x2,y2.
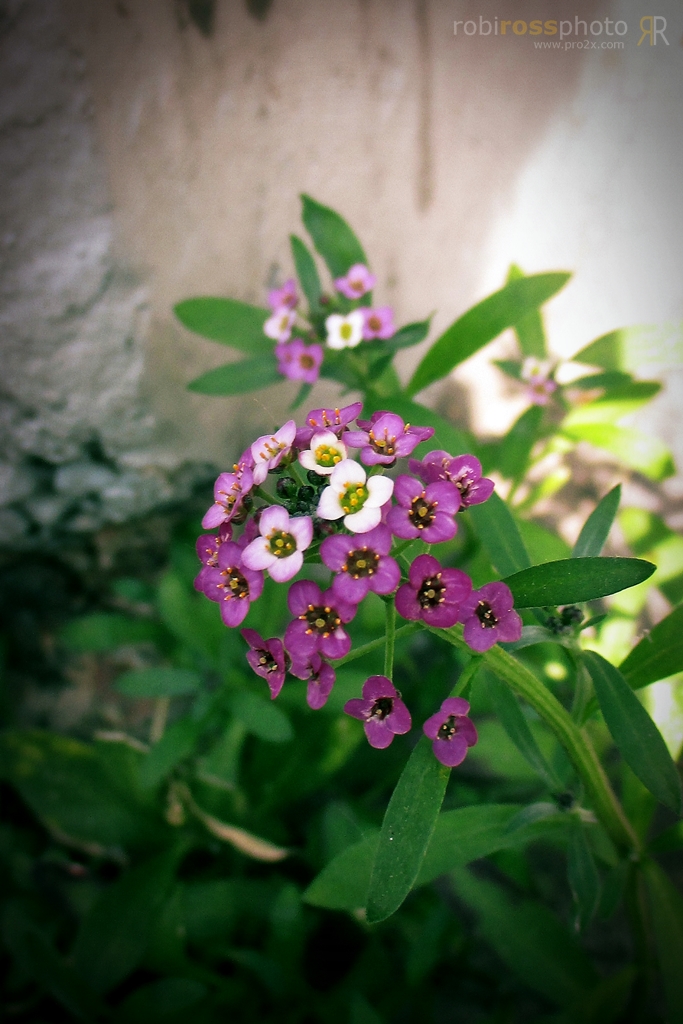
194,522,233,592
268,278,298,312
344,676,412,749
409,452,494,508
241,628,289,699
386,476,460,543
290,651,336,710
334,263,376,300
201,467,254,530
275,339,323,384
345,411,434,466
284,580,356,661
521,357,557,406
423,697,478,767
395,553,472,628
294,401,363,448
241,506,313,583
361,306,394,340
264,307,296,343
251,420,297,485
198,541,264,628
459,582,522,652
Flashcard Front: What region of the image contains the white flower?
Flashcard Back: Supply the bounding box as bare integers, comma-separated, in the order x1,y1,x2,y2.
325,310,365,350
521,357,553,384
298,430,348,477
264,307,296,343
241,505,312,583
317,459,394,533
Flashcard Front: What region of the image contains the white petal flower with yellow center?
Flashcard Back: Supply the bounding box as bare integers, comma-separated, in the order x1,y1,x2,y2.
317,459,394,533
298,430,348,477
325,310,365,350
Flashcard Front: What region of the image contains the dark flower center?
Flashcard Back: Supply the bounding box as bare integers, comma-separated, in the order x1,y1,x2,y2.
409,494,437,530
437,714,459,741
300,354,315,369
343,547,380,579
268,529,297,558
303,603,341,638
257,650,279,674
452,470,474,502
368,315,381,331
417,573,445,609
475,600,498,628
219,566,249,600
368,429,396,457
369,697,393,720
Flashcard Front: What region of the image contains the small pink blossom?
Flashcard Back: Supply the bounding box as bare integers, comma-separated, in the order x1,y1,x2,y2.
295,402,362,448
334,263,376,300
251,420,297,485
361,306,394,340
423,697,478,767
268,278,298,312
275,339,323,384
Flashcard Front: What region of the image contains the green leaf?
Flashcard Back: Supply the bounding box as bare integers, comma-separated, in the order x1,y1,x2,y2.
507,264,547,357
290,233,322,310
230,690,293,743
573,322,683,376
407,272,570,396
619,603,683,691
388,319,431,349
363,393,477,456
74,850,178,993
572,485,621,558
567,826,601,930
3,903,106,1021
584,651,682,812
468,492,531,576
503,556,655,608
484,670,560,788
516,518,571,564
643,859,683,1024
366,737,449,923
562,381,661,427
451,867,597,1006
116,667,201,699
174,297,271,353
188,355,281,395
648,820,683,855
156,571,222,665
59,613,163,652
303,803,573,911
118,978,207,1023
0,730,162,852
494,358,523,381
139,717,202,790
561,422,675,481
497,404,544,481
300,194,368,279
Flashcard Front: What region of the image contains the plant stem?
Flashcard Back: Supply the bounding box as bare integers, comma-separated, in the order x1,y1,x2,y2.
335,622,420,668
430,624,639,854
450,655,483,699
384,600,396,678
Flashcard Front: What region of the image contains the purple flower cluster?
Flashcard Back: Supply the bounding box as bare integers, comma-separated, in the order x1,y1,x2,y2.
195,400,518,763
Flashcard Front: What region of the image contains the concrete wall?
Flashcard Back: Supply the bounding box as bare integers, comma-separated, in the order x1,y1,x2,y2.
1,0,681,546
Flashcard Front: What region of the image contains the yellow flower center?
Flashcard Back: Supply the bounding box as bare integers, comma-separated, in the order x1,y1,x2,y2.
340,484,369,515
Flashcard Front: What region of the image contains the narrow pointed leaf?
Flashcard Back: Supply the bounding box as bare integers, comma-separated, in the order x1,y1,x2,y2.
188,356,281,396
290,233,322,309
366,737,449,923
568,826,601,930
572,485,621,558
300,194,367,279
497,404,544,481
562,422,674,481
174,297,271,353
230,690,293,743
407,272,570,396
485,671,561,787
619,603,683,691
508,263,547,357
642,859,683,1024
387,319,431,349
503,556,655,608
468,492,531,576
139,717,202,790
562,381,660,427
573,322,683,376
584,651,682,812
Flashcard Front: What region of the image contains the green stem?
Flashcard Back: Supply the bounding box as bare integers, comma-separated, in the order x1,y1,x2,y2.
254,485,286,507
384,600,396,678
430,624,639,854
450,655,483,699
335,622,420,668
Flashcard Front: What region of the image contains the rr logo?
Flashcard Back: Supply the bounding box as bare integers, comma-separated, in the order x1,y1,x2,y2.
638,16,669,45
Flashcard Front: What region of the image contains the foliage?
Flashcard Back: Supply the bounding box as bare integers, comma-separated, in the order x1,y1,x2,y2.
1,196,682,1023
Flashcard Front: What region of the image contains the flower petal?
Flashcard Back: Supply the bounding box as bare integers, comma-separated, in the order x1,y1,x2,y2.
365,475,394,508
